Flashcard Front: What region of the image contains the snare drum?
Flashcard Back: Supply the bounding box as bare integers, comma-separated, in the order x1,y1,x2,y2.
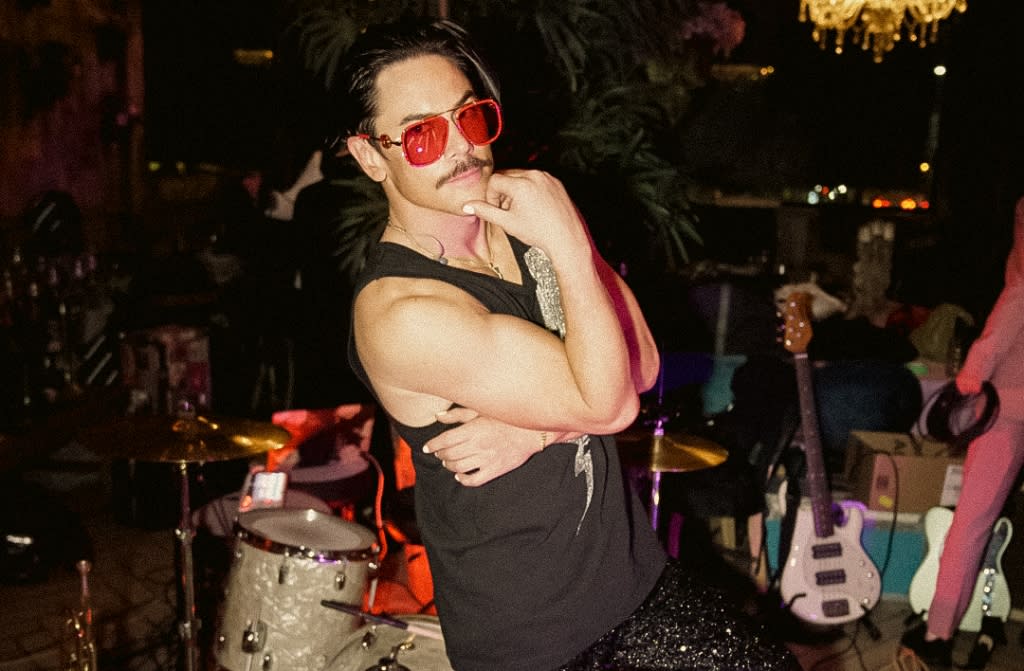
194,489,332,537
215,508,379,671
329,615,452,671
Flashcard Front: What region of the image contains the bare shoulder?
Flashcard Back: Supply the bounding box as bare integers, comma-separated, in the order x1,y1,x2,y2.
354,276,488,362
356,274,487,323
352,275,496,422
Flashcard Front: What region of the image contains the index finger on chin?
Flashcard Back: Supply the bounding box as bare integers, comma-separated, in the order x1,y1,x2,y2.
462,200,505,222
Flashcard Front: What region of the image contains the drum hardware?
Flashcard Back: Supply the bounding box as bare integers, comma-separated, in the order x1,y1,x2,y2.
277,560,289,585
616,420,728,529
241,615,266,653
238,614,275,671
320,601,445,641
624,354,730,529
324,614,452,671
77,413,292,464
63,559,98,671
77,413,291,671
359,629,377,650
364,638,417,671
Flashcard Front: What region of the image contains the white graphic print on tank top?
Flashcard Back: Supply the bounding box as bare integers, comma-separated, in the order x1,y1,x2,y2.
525,247,594,534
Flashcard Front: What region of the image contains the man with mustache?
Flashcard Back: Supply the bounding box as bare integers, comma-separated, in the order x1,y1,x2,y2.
338,18,799,671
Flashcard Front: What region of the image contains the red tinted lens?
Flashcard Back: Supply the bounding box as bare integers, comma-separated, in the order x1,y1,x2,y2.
456,100,502,145
402,116,449,166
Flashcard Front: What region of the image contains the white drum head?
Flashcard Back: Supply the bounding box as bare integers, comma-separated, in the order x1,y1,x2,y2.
239,508,377,555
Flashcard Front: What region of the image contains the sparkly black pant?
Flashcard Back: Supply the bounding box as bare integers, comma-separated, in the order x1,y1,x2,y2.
556,560,801,671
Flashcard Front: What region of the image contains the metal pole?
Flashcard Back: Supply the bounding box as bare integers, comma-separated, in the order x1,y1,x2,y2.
649,470,662,530
176,461,199,671
649,419,665,530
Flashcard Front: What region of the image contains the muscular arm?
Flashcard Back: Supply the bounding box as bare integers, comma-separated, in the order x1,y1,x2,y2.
418,209,658,487
600,261,661,394
355,170,644,435
424,264,659,487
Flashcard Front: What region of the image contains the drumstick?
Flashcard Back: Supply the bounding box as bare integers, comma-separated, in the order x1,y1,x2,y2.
320,600,445,641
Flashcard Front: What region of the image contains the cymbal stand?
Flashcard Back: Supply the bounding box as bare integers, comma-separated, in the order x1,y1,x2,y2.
648,418,666,531
174,460,200,671
648,359,669,531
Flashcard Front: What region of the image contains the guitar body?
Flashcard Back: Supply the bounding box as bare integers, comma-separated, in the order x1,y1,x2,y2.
908,507,954,616
781,499,881,625
908,506,1013,632
778,292,882,626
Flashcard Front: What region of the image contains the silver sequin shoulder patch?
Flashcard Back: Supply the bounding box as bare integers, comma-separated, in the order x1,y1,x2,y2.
524,247,566,337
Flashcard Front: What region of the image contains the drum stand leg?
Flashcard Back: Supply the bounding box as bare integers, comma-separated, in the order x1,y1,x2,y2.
175,461,200,671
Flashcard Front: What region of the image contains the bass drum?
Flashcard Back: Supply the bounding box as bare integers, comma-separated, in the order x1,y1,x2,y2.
330,615,452,671
215,508,378,671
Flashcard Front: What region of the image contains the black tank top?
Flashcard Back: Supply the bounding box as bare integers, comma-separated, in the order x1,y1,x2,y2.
349,239,665,671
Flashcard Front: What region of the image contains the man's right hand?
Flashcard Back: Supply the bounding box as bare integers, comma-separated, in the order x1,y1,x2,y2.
463,170,588,259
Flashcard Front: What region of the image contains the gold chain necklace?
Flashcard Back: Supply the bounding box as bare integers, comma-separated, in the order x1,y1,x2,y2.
387,220,503,279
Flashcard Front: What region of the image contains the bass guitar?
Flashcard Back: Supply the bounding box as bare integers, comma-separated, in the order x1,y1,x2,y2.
779,292,882,625
908,506,1012,632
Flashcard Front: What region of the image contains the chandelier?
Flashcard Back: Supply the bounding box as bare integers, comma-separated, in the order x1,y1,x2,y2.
799,0,967,62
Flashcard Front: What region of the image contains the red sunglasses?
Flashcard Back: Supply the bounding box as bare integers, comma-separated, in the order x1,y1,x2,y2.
359,98,502,167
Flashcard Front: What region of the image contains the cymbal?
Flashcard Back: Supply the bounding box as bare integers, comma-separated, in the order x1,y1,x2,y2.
78,414,291,463
616,429,728,473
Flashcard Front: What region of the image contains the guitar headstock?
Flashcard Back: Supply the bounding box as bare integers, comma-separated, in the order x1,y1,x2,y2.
782,291,813,354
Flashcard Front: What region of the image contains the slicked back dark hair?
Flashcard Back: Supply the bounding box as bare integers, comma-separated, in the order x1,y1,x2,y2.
333,18,500,140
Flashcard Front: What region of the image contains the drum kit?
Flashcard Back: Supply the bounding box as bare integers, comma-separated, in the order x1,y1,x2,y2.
78,412,449,671
76,400,726,671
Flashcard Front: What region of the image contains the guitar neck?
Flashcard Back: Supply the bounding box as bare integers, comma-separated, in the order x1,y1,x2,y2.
793,352,834,538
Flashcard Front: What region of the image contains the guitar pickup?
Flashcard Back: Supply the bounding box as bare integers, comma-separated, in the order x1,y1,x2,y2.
811,542,843,559
822,599,851,618
815,569,847,585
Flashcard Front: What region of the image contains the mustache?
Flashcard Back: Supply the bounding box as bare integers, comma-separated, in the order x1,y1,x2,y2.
436,156,493,188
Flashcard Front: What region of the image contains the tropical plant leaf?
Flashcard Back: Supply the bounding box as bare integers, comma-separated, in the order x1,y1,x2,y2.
284,0,726,277
322,172,388,282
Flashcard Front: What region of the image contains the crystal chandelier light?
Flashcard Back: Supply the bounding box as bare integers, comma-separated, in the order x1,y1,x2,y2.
798,0,967,62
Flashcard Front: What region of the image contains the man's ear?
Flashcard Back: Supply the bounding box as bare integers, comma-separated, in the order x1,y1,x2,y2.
347,135,388,183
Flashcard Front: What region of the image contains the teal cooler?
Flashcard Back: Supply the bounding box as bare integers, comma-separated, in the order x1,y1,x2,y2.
765,511,926,596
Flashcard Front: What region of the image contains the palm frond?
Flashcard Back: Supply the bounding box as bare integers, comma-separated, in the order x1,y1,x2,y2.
317,171,389,283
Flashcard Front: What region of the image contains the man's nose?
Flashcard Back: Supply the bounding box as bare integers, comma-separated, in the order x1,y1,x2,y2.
445,114,474,156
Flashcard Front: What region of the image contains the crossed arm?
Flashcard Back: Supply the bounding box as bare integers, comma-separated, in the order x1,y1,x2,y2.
422,183,660,486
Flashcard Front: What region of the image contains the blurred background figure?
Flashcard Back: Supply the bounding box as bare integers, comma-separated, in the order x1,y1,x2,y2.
901,195,1024,669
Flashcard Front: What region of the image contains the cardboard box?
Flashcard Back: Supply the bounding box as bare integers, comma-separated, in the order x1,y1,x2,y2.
844,431,963,514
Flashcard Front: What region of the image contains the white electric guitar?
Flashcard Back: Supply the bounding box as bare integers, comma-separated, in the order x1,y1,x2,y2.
908,506,1013,632
779,292,882,625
